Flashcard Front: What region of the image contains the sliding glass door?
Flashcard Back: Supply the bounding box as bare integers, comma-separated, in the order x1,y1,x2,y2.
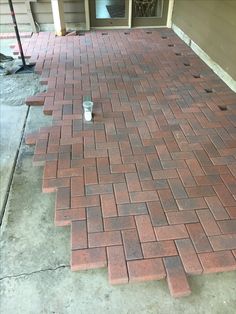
89,0,169,28
90,0,130,27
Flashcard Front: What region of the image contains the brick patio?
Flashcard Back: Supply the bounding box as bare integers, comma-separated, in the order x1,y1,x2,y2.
19,29,236,297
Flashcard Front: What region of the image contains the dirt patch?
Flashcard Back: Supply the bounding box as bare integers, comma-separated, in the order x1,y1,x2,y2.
0,73,44,107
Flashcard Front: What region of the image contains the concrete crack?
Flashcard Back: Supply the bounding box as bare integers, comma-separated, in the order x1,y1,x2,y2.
0,264,70,281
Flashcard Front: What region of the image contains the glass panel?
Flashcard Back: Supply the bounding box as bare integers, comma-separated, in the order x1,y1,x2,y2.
95,0,126,19
133,0,163,18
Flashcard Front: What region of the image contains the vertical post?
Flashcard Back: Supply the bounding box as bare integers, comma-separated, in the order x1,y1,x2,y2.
25,0,37,33
167,0,175,28
128,0,132,28
84,0,90,31
51,0,66,36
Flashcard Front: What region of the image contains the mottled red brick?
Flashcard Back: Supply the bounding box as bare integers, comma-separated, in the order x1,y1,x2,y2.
128,258,166,283
164,256,191,298
198,251,236,273
107,246,128,285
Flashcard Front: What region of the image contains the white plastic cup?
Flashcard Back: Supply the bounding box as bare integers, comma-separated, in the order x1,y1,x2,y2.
84,111,92,121
83,101,93,122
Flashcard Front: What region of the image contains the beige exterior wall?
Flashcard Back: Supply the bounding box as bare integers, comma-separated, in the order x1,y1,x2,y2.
172,0,236,80
0,0,30,31
0,0,86,32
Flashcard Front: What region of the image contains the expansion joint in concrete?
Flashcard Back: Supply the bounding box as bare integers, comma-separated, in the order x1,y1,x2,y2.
0,264,70,281
0,106,30,226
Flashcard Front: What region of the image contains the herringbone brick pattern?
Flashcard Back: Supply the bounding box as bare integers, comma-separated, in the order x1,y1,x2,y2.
20,29,236,297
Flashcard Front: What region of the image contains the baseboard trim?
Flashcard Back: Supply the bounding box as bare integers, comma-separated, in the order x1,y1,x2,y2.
172,23,236,93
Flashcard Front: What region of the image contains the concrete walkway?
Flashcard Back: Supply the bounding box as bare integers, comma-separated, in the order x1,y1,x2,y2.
0,30,236,312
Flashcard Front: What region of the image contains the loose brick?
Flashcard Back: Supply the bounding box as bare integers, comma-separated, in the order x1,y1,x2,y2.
142,240,177,258
135,215,156,242
164,256,191,298
122,229,143,260
88,231,122,248
107,246,128,285
186,223,212,253
71,248,107,271
25,132,39,145
198,251,236,273
175,239,203,275
155,224,188,241
71,220,87,250
25,96,45,106
128,258,166,283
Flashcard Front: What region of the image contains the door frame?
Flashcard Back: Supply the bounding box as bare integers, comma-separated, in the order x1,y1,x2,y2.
86,0,174,30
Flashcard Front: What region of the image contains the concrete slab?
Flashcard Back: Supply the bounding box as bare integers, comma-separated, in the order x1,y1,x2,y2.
1,267,236,314
0,107,236,313
0,73,43,220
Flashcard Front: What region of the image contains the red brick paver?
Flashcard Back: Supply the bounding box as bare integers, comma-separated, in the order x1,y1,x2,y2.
20,29,236,297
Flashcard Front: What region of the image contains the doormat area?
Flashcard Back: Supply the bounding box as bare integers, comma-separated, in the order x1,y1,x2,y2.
15,29,236,298
106,5,125,18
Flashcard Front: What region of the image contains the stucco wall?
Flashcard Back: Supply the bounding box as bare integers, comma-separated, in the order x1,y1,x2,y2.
172,0,236,80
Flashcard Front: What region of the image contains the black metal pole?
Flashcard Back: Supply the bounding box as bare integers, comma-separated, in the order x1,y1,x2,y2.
8,0,26,66
7,0,35,73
